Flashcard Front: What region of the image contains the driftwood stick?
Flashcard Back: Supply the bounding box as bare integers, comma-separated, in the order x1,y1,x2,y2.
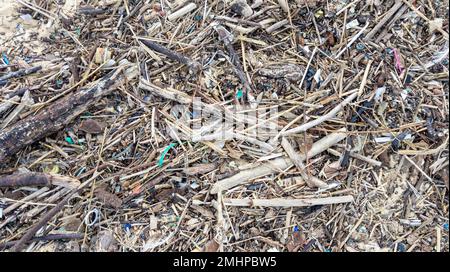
0,64,137,163
281,137,327,188
327,148,382,167
375,4,409,43
167,2,197,21
0,172,80,190
77,7,110,15
266,19,289,33
357,60,373,97
223,195,354,207
9,191,75,252
10,172,101,252
282,92,357,136
138,38,201,73
139,79,192,104
210,128,347,194
214,24,252,95
0,233,83,250
364,0,403,41
0,66,42,85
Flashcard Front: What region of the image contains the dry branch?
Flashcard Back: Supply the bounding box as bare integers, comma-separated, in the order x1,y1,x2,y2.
0,64,137,163
0,172,80,190
210,128,347,194
138,38,201,73
282,92,357,136
223,195,354,207
281,137,327,188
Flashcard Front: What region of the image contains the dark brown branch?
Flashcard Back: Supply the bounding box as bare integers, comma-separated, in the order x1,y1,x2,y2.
0,66,135,163
138,38,201,73
0,172,80,189
10,191,75,252
77,6,110,15
0,233,83,250
0,173,49,187
214,25,252,96
0,66,42,86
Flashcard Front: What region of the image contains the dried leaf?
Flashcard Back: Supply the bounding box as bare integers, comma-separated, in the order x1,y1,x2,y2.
79,119,104,134
203,240,219,252
94,187,122,208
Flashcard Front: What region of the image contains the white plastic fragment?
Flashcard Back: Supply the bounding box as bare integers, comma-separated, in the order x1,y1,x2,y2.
374,86,386,101
399,219,422,227
313,68,322,83
373,134,413,144
346,19,359,30
84,208,100,227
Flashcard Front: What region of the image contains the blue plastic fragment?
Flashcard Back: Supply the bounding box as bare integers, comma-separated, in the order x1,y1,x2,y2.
2,53,9,65
443,223,449,231
397,243,406,252
356,43,364,51
386,48,394,55
123,223,132,232
293,226,300,232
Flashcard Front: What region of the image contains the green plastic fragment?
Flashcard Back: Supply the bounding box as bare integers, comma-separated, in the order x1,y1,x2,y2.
65,136,74,144
158,143,177,167
236,89,243,99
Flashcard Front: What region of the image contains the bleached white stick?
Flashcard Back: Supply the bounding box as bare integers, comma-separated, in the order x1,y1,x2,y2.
223,195,354,207
282,92,357,136
210,128,348,194
335,22,369,59
168,3,197,21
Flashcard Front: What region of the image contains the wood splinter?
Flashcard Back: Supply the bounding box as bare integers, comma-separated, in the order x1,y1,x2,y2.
223,195,354,207
0,172,80,190
138,38,201,73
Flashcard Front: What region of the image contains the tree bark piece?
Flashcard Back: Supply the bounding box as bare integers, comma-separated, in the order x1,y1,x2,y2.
0,64,137,163
0,172,80,189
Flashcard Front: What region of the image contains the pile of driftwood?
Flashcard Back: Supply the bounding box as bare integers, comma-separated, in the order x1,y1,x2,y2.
0,0,448,252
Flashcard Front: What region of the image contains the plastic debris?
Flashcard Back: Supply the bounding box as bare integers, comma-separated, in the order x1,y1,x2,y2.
65,136,74,144
158,143,177,167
